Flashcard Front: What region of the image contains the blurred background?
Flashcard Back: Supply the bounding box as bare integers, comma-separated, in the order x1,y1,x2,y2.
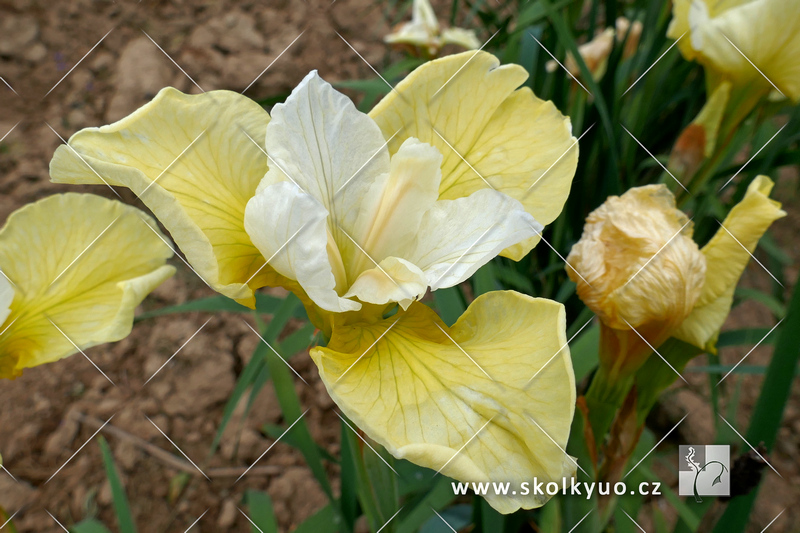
0,0,797,532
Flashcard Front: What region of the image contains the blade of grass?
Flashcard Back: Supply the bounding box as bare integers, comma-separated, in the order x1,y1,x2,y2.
70,520,113,533
98,437,136,533
259,296,334,500
292,504,338,533
244,490,278,533
136,294,288,321
713,271,800,532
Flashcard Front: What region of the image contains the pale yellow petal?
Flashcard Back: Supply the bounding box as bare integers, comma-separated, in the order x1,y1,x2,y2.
0,193,174,378
440,27,481,50
49,88,274,306
369,51,577,260
667,0,698,60
674,175,785,349
689,0,800,100
311,291,576,514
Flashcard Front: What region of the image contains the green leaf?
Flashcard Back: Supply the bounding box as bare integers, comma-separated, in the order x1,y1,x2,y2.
396,477,457,533
634,338,704,421
717,328,776,347
480,498,504,532
262,296,333,500
637,464,700,532
262,424,337,463
0,505,18,533
98,437,137,533
472,262,499,297
210,340,270,456
418,504,471,533
734,287,786,318
292,504,338,533
432,286,466,327
70,520,113,533
136,294,289,321
714,271,800,532
362,438,400,533
244,490,279,533
569,321,599,383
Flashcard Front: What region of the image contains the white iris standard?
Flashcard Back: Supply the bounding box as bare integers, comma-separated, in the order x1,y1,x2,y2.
244,72,541,314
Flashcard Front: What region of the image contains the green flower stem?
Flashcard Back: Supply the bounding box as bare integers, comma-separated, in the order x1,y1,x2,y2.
584,364,635,449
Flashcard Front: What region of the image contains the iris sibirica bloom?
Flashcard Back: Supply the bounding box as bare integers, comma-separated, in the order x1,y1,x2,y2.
384,0,481,58
50,51,580,512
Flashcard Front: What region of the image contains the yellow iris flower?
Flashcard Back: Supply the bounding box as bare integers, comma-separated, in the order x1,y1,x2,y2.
0,194,175,379
385,0,481,58
50,51,579,513
668,0,800,102
567,176,785,378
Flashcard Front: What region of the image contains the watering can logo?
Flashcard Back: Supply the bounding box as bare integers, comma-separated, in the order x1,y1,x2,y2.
678,445,730,501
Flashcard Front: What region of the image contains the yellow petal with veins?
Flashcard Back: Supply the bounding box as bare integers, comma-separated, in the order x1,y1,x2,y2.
369,51,577,260
0,193,174,379
674,175,785,350
49,88,278,307
311,291,576,513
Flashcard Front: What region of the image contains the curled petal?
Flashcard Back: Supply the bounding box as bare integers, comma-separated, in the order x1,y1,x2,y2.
344,256,428,310
370,51,578,260
311,291,576,514
244,182,360,314
407,190,541,290
49,88,273,306
675,175,786,350
0,194,174,379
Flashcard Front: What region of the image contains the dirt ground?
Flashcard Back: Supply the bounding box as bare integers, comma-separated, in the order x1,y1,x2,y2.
0,0,798,532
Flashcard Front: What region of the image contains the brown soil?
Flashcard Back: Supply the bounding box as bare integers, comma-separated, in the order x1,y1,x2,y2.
0,0,798,532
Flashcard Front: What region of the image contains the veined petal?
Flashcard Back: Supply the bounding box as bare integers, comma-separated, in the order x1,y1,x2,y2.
244,182,360,314
369,51,577,260
407,190,541,290
262,70,391,254
311,291,576,514
49,88,273,306
0,193,174,379
674,175,785,350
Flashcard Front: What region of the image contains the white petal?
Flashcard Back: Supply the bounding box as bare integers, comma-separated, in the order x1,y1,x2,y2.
0,275,13,328
352,138,442,265
262,71,391,246
408,191,542,290
344,256,428,310
244,182,360,313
